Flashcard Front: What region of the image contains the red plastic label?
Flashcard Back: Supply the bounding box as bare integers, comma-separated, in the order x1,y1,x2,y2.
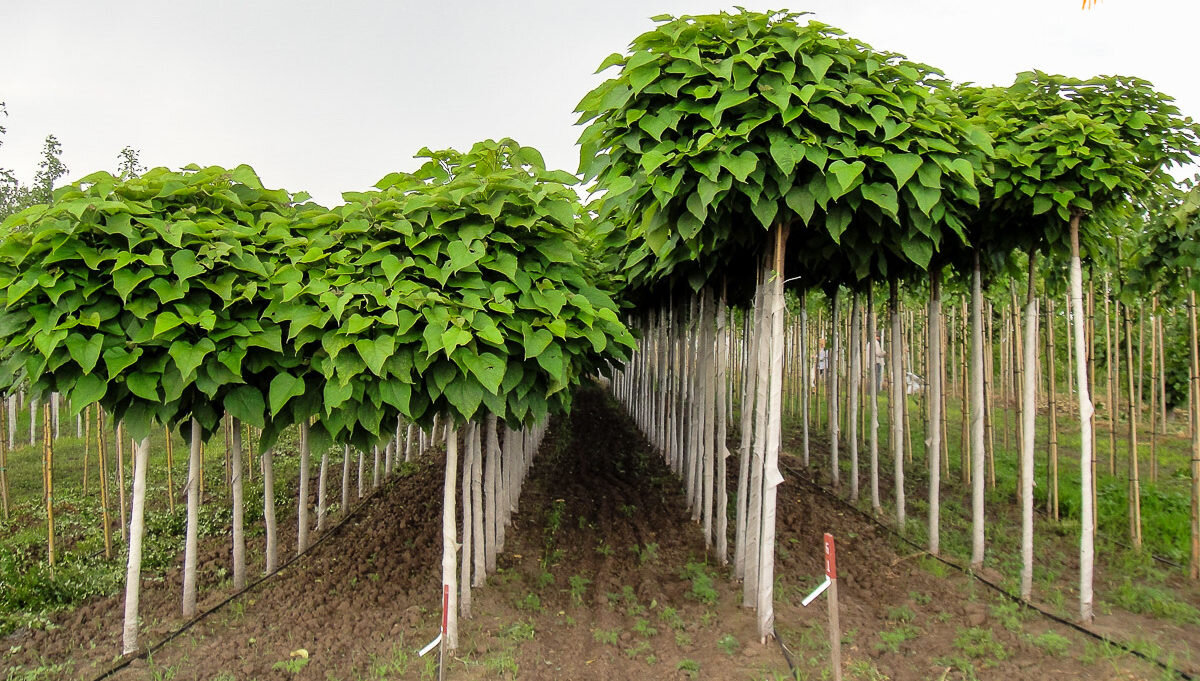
441,585,450,633
824,533,836,579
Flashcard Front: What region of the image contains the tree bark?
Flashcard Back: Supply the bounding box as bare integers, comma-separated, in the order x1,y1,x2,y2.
442,425,460,652
928,270,943,555
460,423,474,620
716,285,730,565
1070,213,1096,621
869,287,881,514
830,289,841,490
890,278,905,529
263,447,278,574
231,418,246,590
756,221,788,641
971,250,987,568
298,421,310,554
121,436,152,654
182,419,202,617
1021,255,1039,600
849,292,861,504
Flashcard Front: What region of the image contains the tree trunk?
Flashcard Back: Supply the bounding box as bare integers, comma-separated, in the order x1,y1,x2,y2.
890,278,905,529
1069,213,1096,621
121,436,152,654
1021,255,1039,600
263,447,278,574
716,285,730,565
743,262,768,604
971,250,987,568
849,292,861,504
928,270,943,555
801,294,810,467
484,414,499,573
231,418,246,590
182,419,202,617
460,422,474,620
298,421,310,554
869,287,881,514
702,288,716,551
756,221,788,642
830,289,841,489
317,445,329,532
442,425,460,652
341,445,351,515
471,420,485,588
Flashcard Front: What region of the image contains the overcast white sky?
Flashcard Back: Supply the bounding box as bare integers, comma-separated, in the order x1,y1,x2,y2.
2,1,1196,206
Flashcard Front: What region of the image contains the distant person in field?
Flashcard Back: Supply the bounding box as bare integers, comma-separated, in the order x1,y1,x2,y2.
872,333,886,392
815,337,829,386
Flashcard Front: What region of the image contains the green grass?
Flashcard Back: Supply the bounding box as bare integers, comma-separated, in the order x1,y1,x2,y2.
793,382,1198,629
0,417,333,637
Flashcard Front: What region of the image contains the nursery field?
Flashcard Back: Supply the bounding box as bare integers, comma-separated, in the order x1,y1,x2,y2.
0,385,1187,681
3,7,1200,681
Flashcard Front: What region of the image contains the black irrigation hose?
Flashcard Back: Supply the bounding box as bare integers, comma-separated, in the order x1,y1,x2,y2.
86,479,389,681
779,461,1197,681
1032,505,1187,570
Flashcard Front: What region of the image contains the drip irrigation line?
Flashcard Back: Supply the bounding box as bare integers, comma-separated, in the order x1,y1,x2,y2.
779,461,1196,681
86,478,389,681
1032,505,1186,570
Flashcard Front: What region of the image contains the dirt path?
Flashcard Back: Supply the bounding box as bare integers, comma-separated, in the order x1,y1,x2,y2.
453,383,789,680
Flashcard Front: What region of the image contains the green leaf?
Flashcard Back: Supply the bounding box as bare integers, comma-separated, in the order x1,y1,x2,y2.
69,373,107,412
860,183,899,218
65,333,104,375
881,153,922,189
269,372,307,417
153,311,185,338
170,250,205,280
523,327,554,360
908,183,941,216
127,372,160,402
112,268,152,301
901,236,933,270
323,380,353,411
104,346,142,379
169,339,214,380
828,160,867,193
355,336,395,376
463,351,506,394
721,152,758,183
535,343,565,378
443,378,483,420
226,385,266,429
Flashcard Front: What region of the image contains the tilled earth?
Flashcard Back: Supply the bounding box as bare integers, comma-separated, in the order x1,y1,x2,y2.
1,385,1173,680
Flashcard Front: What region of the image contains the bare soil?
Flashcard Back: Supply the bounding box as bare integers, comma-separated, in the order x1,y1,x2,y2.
2,386,1180,680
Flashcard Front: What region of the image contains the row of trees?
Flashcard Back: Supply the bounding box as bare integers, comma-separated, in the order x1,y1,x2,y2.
579,9,1199,637
0,140,635,655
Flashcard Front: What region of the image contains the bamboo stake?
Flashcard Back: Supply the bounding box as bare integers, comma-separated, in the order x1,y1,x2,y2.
43,402,55,568
117,422,127,542
98,407,111,558
1047,298,1060,521
1188,285,1199,581
1124,299,1142,550
0,398,7,521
